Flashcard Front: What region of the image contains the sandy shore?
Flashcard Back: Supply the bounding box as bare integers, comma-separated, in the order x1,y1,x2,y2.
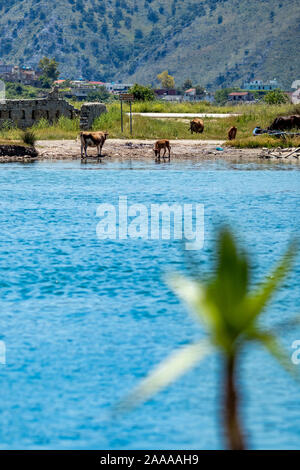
34,139,300,163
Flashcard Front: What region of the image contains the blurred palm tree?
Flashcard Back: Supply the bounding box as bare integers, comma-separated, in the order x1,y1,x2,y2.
117,228,298,449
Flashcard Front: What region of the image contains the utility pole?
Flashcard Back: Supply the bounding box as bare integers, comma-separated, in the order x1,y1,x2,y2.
119,94,134,134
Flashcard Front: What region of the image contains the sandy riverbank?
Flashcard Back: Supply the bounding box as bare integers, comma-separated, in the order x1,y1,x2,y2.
34,139,300,163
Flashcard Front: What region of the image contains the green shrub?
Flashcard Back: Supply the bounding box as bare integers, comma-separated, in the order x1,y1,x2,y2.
86,86,110,103
57,115,80,131
22,130,36,146
93,104,120,131
264,89,288,105
32,118,51,129
0,120,15,131
129,84,155,101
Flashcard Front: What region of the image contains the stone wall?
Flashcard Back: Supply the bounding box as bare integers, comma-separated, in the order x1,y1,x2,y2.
0,88,107,130
0,88,78,129
80,103,107,130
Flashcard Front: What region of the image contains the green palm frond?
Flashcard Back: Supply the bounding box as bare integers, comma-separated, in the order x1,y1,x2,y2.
170,230,297,357
244,240,297,328
168,274,231,352
215,228,249,312
246,329,298,380
116,340,211,413
117,228,298,418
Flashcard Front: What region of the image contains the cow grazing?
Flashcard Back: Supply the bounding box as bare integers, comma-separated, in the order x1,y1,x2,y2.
153,139,171,162
80,131,109,162
291,115,300,128
268,115,300,131
228,126,237,140
189,118,204,134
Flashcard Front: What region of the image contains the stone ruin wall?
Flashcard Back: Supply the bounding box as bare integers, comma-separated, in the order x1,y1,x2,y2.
0,89,107,131
80,103,107,130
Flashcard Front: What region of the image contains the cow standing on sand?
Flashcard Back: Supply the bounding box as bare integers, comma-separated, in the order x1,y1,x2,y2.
189,118,204,134
228,126,237,140
153,139,171,162
80,131,109,162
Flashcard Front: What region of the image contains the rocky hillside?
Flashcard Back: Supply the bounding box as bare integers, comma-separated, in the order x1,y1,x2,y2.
0,0,299,89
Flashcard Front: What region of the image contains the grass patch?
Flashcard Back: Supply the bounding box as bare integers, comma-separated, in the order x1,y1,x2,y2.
127,100,236,114
0,125,23,142
92,103,300,144
226,135,300,149
118,101,299,116
0,116,80,141
0,103,298,147
93,108,197,139
21,130,36,146
31,116,80,140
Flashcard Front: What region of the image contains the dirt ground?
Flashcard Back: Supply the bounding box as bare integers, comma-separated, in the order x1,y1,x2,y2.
35,139,300,163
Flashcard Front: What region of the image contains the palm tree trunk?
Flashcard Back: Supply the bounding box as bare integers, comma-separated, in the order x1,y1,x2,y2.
224,354,245,450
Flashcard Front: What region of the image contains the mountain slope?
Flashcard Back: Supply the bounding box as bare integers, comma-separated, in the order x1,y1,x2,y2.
0,0,299,89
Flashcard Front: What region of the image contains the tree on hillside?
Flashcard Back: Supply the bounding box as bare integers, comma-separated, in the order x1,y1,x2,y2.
214,87,239,105
61,79,71,89
5,82,40,99
129,83,155,101
195,85,205,97
264,89,288,105
38,57,60,88
182,79,193,90
157,70,175,89
134,29,143,40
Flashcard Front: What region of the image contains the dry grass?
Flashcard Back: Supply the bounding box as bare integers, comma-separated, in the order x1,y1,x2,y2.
0,138,26,146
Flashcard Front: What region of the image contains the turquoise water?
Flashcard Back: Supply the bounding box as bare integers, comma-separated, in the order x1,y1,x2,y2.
0,159,299,450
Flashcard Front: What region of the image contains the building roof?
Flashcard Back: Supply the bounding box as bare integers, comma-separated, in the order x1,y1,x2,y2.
185,88,196,93
89,81,105,85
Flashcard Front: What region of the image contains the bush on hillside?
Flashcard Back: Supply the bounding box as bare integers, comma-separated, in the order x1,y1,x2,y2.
264,89,288,105
129,84,155,101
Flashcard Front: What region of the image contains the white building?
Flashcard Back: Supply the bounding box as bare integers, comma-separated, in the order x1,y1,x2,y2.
243,79,281,91
104,83,133,94
291,88,300,105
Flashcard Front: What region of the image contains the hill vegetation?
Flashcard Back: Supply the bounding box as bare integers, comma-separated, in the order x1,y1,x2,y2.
0,0,299,89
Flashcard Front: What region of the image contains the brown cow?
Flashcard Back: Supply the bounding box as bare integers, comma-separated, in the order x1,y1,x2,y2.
268,115,300,131
190,118,204,134
80,131,109,162
153,139,171,162
228,126,237,140
291,115,300,128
